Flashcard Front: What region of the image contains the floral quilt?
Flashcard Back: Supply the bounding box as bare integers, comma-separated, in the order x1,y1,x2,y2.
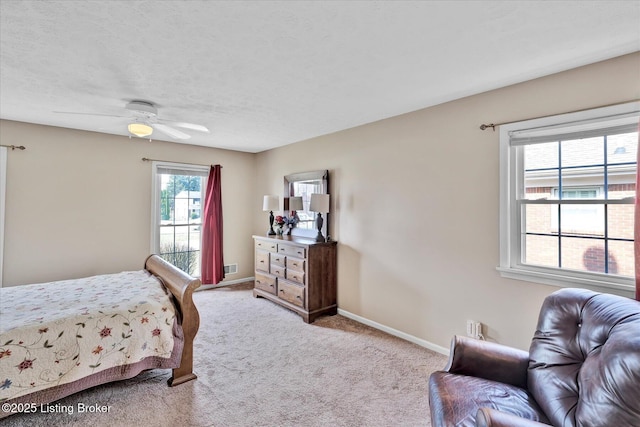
0,270,179,402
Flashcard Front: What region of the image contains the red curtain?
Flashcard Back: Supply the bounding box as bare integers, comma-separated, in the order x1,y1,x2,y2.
635,121,640,300
202,165,224,285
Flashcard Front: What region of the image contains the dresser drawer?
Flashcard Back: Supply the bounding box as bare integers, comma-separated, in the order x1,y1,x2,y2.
286,269,305,285
278,243,306,258
255,239,278,252
255,250,270,272
271,253,286,267
255,272,277,295
278,280,305,308
286,257,305,272
271,264,286,279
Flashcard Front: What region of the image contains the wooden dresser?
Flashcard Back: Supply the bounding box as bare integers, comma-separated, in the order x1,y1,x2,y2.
252,235,337,323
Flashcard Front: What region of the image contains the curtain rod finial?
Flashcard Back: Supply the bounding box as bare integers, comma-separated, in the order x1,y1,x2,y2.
480,124,496,131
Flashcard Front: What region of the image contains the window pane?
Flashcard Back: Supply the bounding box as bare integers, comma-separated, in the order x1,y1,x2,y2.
524,142,558,200
608,182,636,201
523,234,558,268
188,192,202,224
561,137,603,168
608,204,634,240
607,132,636,200
608,240,634,277
160,226,175,253
174,189,190,223
607,132,638,166
174,225,190,248
560,137,604,199
189,225,201,252
524,204,555,234
561,237,605,273
525,142,558,170
560,204,604,237
560,167,604,197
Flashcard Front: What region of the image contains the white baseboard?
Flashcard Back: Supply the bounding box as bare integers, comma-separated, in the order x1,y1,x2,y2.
197,276,254,291
337,308,450,356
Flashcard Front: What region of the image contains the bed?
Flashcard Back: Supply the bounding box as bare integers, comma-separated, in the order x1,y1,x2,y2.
0,255,201,418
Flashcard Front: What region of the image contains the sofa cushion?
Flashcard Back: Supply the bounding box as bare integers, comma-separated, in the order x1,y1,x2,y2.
528,288,640,427
429,371,549,427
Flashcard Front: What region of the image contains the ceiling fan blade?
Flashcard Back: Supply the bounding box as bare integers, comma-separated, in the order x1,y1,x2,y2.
54,111,127,118
153,123,191,140
157,119,209,133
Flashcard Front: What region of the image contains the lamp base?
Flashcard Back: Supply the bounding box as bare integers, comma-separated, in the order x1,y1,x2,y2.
315,213,325,242
268,210,276,235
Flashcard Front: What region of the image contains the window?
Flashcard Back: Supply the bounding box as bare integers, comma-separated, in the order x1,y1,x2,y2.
151,163,209,278
498,102,639,294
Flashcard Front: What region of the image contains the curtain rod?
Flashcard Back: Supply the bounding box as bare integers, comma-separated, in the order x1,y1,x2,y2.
141,157,221,168
479,99,640,131
0,144,26,150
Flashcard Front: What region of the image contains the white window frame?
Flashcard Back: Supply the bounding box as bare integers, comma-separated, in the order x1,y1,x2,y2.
498,101,640,297
150,161,209,277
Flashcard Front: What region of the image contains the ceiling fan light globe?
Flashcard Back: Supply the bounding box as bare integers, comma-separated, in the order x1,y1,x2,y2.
128,123,153,138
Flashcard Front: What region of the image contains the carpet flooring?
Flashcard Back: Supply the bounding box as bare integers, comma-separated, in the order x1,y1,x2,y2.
4,283,448,427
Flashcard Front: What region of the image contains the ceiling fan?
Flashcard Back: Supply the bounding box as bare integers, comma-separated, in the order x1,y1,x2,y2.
55,100,210,140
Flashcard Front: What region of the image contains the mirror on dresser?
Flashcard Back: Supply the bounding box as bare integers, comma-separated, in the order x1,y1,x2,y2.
283,170,329,239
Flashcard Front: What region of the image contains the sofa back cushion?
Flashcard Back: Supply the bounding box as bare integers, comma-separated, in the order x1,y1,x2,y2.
528,288,640,427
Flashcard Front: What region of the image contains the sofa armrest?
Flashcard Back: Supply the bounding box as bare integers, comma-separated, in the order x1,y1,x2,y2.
446,335,530,389
476,408,550,427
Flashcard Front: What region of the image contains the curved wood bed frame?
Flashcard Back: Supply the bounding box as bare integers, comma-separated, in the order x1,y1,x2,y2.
144,254,201,386
0,256,201,420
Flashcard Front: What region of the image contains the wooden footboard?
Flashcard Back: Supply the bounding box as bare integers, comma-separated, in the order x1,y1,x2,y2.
144,254,201,386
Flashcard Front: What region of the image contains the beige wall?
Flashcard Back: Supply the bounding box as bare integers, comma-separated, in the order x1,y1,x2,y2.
1,122,256,287
254,52,640,351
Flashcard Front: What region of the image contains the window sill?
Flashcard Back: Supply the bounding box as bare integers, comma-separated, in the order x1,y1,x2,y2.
497,266,636,299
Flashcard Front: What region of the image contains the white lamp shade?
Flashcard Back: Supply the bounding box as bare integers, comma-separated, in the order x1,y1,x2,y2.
309,193,330,213
128,122,153,138
289,196,303,211
263,195,279,211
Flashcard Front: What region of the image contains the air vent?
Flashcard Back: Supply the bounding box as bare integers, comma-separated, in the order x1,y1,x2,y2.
224,264,238,275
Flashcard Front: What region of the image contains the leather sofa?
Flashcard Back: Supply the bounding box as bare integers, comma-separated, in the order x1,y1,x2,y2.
428,288,640,426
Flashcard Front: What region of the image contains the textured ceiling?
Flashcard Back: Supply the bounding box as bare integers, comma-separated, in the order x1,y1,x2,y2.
1,1,639,153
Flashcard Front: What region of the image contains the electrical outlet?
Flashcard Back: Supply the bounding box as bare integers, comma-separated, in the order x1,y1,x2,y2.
474,321,482,339
466,320,483,339
466,320,476,337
